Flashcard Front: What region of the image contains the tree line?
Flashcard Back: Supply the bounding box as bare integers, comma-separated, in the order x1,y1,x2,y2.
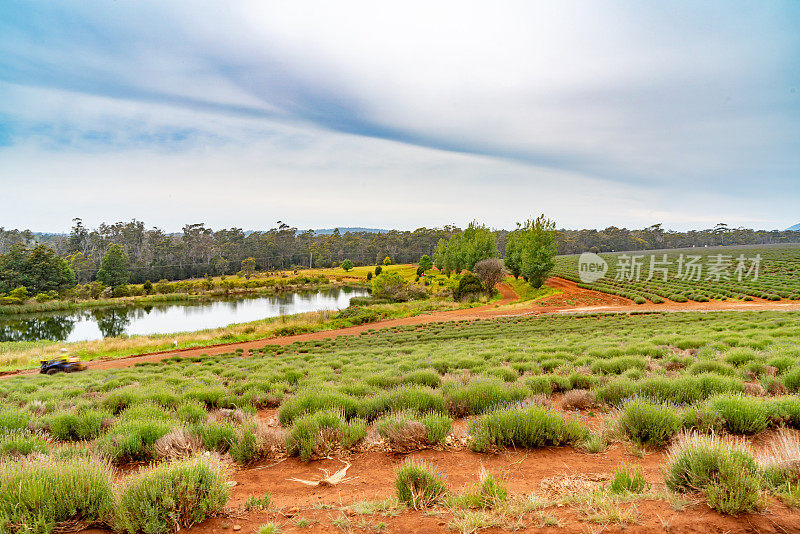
1,219,799,295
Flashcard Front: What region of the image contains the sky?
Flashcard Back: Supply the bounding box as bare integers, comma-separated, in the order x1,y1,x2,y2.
1,1,799,233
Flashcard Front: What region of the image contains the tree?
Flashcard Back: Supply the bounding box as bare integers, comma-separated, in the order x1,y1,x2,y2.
375,265,383,276
240,257,256,279
473,258,507,293
96,244,130,288
417,255,433,277
454,272,484,300
0,244,75,294
143,280,153,295
341,259,354,272
505,215,557,288
433,221,498,275
372,271,406,300
383,256,392,266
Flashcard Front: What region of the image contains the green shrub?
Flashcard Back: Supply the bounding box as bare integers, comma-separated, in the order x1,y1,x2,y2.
116,457,229,534
610,465,648,494
0,430,49,457
469,405,586,452
681,403,723,433
0,409,30,432
47,409,109,441
454,272,484,300
475,474,508,507
617,398,680,447
448,471,508,509
688,361,735,376
594,378,636,406
708,395,769,435
591,356,646,375
286,410,366,462
568,371,597,390
361,386,446,421
665,433,763,515
228,421,280,466
394,458,448,509
182,386,226,408
194,421,237,452
402,369,441,388
97,418,174,462
278,391,360,425
725,348,759,367
0,455,114,533
484,366,519,383
103,390,138,414
526,374,572,396
783,367,800,392
176,401,206,424
443,378,528,417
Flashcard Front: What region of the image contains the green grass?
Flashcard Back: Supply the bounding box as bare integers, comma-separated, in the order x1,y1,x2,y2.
503,276,561,303
394,458,448,509
610,465,649,494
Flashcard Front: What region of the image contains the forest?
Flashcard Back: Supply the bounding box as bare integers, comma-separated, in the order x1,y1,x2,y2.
1,220,798,286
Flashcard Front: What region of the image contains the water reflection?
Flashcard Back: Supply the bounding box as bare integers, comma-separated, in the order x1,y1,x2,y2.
0,316,76,342
92,308,132,338
0,287,368,343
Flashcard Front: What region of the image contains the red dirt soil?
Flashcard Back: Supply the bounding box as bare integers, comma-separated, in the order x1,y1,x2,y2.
54,278,800,533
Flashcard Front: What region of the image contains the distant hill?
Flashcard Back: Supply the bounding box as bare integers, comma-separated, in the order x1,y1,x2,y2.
313,227,390,235
787,223,800,231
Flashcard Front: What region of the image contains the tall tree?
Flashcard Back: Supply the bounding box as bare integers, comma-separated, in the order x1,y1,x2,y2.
433,221,497,274
97,244,130,287
0,244,75,294
505,215,557,288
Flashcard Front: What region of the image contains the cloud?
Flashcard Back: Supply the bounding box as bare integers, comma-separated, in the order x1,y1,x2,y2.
0,0,798,230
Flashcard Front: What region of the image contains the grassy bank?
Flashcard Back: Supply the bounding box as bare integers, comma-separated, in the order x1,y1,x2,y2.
504,277,561,303
0,299,472,371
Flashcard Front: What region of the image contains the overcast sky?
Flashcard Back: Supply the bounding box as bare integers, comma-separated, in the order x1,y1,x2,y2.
1,1,798,232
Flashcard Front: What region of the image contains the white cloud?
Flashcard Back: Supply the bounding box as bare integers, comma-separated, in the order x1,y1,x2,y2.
0,1,798,231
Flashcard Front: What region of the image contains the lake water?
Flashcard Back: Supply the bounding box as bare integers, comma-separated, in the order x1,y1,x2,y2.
0,287,369,343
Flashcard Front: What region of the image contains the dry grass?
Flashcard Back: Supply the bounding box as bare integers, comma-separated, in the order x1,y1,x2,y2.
379,420,430,452
742,382,766,396
757,428,800,475
559,390,598,411
153,428,202,460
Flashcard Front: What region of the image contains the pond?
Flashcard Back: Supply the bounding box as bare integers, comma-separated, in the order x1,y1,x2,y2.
0,287,370,343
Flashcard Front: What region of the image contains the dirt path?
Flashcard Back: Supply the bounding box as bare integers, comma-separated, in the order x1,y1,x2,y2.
11,278,800,376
